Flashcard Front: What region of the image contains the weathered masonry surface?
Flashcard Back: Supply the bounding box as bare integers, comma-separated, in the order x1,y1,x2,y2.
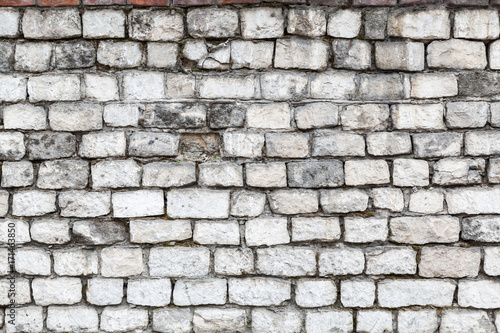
1,0,500,332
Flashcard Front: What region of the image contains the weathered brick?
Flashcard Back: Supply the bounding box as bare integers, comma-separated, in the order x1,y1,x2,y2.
419,247,480,278
454,9,499,39
12,190,56,217
0,42,13,72
345,160,390,186
199,75,257,99
101,247,143,277
1,161,33,187
144,103,206,129
38,160,89,189
375,42,424,71
14,42,52,72
97,41,142,68
366,132,412,156
153,309,192,333
359,74,404,100
459,72,500,97
173,279,226,306
22,9,81,39
0,8,19,37
398,310,438,333
393,159,429,187
260,72,308,101
100,307,148,332
295,103,338,129
459,280,500,308
32,277,82,305
371,188,404,212
266,133,309,158
365,8,388,40
288,160,344,188
0,75,26,102
291,217,341,242
320,189,369,213
193,221,240,245
27,132,75,160
129,132,179,157
112,190,164,218
344,217,388,243
128,278,172,307
366,247,416,275
275,37,329,70
214,248,254,275
129,10,183,41
16,248,51,275
333,39,371,70
427,39,487,70
228,278,291,306
440,310,496,333
465,131,500,156
49,103,102,132
392,104,445,130
150,247,210,277
341,280,376,308
223,132,264,158
187,8,238,38
83,9,126,39
54,249,98,276
252,309,302,333
409,189,445,214
341,104,389,131
447,188,500,214
73,220,127,245
413,133,462,158
55,41,95,69
433,158,484,185
313,131,365,157
79,132,126,158
387,9,451,40
123,71,166,100
305,311,353,333
47,306,98,333
327,9,361,38
269,189,318,214
353,0,395,4
287,8,326,37
193,308,247,333
167,189,229,219
378,279,456,308
246,217,289,246
390,216,460,244
59,190,111,217
241,8,284,39
3,104,47,130
28,75,81,103
319,248,364,276
246,163,286,188
296,280,336,307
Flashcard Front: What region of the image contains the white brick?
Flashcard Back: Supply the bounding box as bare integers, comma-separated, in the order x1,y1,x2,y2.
214,248,254,276
246,163,286,188
245,217,289,246
229,278,291,306
319,248,364,276
344,217,388,243
3,104,46,130
167,189,229,219
375,42,424,71
97,41,142,68
147,42,178,68
419,247,480,278
32,277,82,306
446,101,488,128
194,221,240,245
393,159,429,187
305,311,353,333
377,279,455,308
193,308,247,333
92,159,141,189
15,248,51,276
1,161,33,187
14,42,52,72
0,132,25,161
84,74,119,101
427,39,487,69
296,279,336,308
465,131,500,156
0,219,30,244
53,250,98,276
112,190,164,218
86,278,123,306
123,71,166,100
231,40,273,69
454,9,499,39
484,247,500,276
83,9,125,39
0,192,9,217
371,188,404,212
341,104,389,131
28,75,80,102
31,219,70,245
327,9,361,38
266,133,310,158
256,247,316,277
310,72,356,99
79,132,126,158
241,8,284,39
247,103,290,129
130,219,192,244
390,216,460,244
199,75,257,99
357,310,393,333
49,102,102,132
489,40,500,69
142,162,195,188
288,8,326,37
252,309,302,333
0,8,19,38
295,102,339,129
410,73,458,99
199,162,243,187
269,190,318,215
5,306,43,333
187,8,238,38
12,190,56,217
149,247,210,277
104,104,140,127
458,280,500,308
320,189,369,213
341,280,375,308
409,189,444,214
333,39,371,70
129,132,179,157
100,306,148,333
166,73,196,99
47,306,98,332
392,104,445,130
22,8,81,39
291,217,341,242
173,279,227,306
398,310,438,333
345,160,390,186
128,278,172,307
388,9,451,39
0,75,26,102
365,246,417,275
230,190,266,217
153,309,192,333
59,190,110,217
275,37,329,70
0,278,31,306
446,187,500,214
440,310,496,333
101,247,143,278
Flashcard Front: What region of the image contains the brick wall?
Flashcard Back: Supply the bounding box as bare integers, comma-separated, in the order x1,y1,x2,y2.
0,1,500,332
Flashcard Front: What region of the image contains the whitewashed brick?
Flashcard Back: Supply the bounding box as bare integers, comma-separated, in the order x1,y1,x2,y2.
130,219,191,244
23,8,81,39
223,132,265,158
245,217,289,246
28,75,80,102
47,306,98,332
291,217,341,242
167,189,229,219
410,73,458,99
388,9,450,39
398,310,438,333
194,221,240,245
310,72,356,99
32,277,82,306
319,248,364,276
344,217,388,243
296,280,336,308
327,9,361,38
83,9,125,39
305,311,353,333
320,189,369,213
257,247,316,277
365,246,417,275
295,102,339,129
392,104,445,130
229,278,291,306
101,247,143,278
427,39,487,69
129,10,183,41
345,160,390,186
199,162,243,187
16,248,50,276
128,278,171,307
378,279,456,308
0,278,31,306
454,9,499,39
390,216,460,244
275,37,329,70
100,306,148,333
1,161,33,187
80,132,126,158
230,190,266,217
92,159,141,189
104,104,140,127
241,8,284,39
12,190,56,217
112,190,164,218
252,309,302,333
86,278,123,306
153,309,192,333
59,190,110,217
149,247,210,277
419,247,480,278
341,280,375,308
459,280,500,308
214,248,254,276
53,250,98,276
173,279,227,306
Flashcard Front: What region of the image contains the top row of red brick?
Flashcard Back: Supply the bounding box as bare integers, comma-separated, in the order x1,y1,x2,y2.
1,0,499,7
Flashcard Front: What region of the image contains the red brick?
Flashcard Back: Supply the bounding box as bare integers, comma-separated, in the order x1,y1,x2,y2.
353,0,396,4
219,0,258,4
38,0,79,5
0,0,35,5
400,0,439,4
174,0,213,5
83,0,126,4
127,0,169,5
309,0,349,4
445,0,488,5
